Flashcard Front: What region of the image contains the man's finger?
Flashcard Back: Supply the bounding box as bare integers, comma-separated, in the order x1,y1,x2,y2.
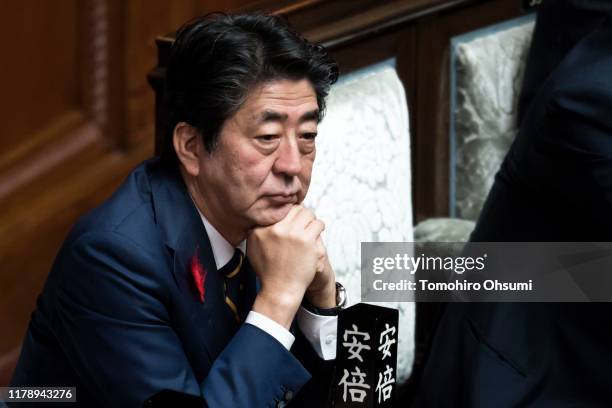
315,259,326,274
304,219,325,241
290,206,316,230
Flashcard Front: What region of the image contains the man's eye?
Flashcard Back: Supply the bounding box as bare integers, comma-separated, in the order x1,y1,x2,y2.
302,132,318,140
256,135,278,142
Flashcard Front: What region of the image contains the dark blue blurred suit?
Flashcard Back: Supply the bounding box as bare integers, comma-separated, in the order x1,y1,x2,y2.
10,159,329,407
415,1,612,406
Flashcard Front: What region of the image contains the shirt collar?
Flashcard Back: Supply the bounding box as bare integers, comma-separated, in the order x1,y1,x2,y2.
194,207,247,270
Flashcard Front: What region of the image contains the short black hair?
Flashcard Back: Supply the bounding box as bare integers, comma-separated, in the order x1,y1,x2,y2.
163,12,339,165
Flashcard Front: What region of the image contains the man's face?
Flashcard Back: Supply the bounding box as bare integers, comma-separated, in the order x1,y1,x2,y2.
197,78,319,236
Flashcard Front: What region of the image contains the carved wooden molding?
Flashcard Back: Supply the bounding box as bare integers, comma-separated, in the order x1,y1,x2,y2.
0,0,150,358
249,0,478,47
0,0,126,202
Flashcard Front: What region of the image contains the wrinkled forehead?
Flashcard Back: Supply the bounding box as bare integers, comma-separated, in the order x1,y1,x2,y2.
241,79,320,126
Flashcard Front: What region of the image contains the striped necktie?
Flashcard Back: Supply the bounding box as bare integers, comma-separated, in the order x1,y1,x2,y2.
218,248,245,323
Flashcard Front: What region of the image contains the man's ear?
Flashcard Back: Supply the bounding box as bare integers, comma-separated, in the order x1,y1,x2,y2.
173,122,202,177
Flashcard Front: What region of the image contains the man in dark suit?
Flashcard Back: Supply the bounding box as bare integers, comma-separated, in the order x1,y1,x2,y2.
415,1,612,406
10,14,344,407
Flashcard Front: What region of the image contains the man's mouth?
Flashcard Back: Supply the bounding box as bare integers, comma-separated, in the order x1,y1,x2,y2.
266,193,298,205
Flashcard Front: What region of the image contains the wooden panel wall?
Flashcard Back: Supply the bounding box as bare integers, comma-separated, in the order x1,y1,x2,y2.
0,0,254,382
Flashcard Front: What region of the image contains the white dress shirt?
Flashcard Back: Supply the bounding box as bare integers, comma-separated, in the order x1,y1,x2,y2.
197,212,338,360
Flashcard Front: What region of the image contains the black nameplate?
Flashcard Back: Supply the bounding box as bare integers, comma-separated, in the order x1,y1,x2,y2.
333,303,399,407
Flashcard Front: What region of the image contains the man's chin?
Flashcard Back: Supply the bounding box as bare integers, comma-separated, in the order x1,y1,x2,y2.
254,203,294,226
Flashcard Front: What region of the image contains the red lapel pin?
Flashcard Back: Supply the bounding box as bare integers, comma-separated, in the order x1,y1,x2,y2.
190,248,207,303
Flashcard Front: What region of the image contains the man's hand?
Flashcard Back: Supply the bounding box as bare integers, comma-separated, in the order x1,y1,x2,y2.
305,237,337,309
248,205,326,329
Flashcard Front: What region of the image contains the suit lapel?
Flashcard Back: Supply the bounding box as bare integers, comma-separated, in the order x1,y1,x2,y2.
172,227,238,362
147,160,240,375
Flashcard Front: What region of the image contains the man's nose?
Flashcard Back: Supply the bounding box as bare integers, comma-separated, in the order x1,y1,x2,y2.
273,136,302,176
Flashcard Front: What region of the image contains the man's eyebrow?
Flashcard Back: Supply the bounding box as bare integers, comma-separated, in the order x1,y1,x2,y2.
256,109,320,124
258,110,287,123
299,109,320,123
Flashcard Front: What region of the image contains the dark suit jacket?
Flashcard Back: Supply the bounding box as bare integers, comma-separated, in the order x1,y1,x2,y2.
10,159,332,407
415,1,612,406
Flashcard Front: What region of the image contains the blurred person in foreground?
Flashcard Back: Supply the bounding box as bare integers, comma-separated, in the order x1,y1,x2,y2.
414,1,612,406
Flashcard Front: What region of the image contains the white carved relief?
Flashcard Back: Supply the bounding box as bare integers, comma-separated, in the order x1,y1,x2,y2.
453,19,535,220
415,20,535,249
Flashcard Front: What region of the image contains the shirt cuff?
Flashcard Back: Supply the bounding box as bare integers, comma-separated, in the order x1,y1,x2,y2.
245,311,295,350
296,306,338,360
